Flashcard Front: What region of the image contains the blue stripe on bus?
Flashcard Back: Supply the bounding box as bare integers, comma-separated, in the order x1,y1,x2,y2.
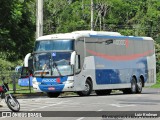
90,35,144,40
94,56,148,84
95,69,147,84
96,69,121,84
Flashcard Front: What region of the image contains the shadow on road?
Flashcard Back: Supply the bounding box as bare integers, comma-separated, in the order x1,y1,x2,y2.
59,88,160,98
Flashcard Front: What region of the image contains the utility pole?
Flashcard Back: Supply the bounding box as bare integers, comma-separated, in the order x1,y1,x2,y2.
91,0,94,31
36,0,43,38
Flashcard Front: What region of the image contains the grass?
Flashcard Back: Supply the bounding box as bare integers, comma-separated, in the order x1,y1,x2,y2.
6,83,35,94
151,72,160,88
9,89,35,94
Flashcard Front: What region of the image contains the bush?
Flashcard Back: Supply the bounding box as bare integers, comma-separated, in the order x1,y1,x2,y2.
0,58,15,71
0,58,23,71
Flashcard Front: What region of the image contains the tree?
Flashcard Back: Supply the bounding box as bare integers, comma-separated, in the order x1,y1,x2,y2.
0,0,160,68
0,0,36,61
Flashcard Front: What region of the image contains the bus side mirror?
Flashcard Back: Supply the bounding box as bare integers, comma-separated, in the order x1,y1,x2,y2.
24,53,31,67
24,53,33,74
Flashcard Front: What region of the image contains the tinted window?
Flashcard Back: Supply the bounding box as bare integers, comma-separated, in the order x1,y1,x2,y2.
34,40,74,52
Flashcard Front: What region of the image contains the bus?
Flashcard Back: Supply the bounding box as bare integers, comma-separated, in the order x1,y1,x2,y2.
15,66,33,87
24,30,156,97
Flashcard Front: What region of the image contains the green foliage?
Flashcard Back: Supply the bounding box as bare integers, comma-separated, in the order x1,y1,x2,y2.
0,0,160,76
155,42,160,73
0,58,23,72
0,0,35,61
151,72,160,88
0,58,15,71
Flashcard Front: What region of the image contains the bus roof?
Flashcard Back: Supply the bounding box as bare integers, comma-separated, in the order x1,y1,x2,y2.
36,30,153,41
90,35,153,41
36,30,121,41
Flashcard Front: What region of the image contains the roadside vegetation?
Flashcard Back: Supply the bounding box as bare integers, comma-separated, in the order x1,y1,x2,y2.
151,72,160,88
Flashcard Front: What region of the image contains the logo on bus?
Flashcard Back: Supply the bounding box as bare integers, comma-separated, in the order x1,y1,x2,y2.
42,79,56,83
113,39,129,48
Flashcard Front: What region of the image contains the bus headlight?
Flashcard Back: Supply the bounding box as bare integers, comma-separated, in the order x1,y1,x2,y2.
33,81,41,85
62,80,74,84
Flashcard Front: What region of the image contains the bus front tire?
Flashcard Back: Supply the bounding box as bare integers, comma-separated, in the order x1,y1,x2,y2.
77,79,92,96
47,92,61,98
131,77,137,94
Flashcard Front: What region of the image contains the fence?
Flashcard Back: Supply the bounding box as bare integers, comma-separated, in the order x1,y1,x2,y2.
0,71,32,94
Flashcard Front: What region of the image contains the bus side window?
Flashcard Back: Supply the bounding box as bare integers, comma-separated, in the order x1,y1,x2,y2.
21,67,28,78
75,55,81,73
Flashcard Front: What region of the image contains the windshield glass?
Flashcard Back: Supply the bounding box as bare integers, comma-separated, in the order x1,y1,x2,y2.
33,52,73,76
34,40,74,52
34,53,51,71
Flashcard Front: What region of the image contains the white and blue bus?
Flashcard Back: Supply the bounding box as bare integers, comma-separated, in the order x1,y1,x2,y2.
24,31,156,97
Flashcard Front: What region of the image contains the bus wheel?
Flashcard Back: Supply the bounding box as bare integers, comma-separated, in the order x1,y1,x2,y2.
77,79,92,96
95,90,112,95
47,92,61,98
131,77,137,94
136,78,143,94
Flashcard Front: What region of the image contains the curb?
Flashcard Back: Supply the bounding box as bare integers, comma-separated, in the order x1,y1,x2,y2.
12,92,77,98
13,92,46,99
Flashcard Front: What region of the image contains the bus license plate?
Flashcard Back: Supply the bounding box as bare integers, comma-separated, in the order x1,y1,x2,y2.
48,87,55,90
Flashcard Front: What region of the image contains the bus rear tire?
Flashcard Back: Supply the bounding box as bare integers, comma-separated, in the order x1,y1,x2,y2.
131,77,137,94
95,90,112,96
47,92,61,98
136,78,143,94
77,79,92,96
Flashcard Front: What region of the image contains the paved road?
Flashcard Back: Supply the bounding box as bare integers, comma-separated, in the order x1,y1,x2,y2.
0,88,160,120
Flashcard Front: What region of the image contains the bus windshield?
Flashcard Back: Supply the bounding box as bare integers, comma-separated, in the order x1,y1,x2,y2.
33,52,73,77
34,40,74,52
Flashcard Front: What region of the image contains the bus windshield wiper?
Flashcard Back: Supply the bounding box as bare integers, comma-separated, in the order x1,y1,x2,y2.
52,59,62,77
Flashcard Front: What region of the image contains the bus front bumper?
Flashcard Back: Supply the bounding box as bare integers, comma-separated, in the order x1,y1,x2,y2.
34,82,74,92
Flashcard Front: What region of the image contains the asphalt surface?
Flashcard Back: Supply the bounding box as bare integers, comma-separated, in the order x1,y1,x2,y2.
0,88,160,120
